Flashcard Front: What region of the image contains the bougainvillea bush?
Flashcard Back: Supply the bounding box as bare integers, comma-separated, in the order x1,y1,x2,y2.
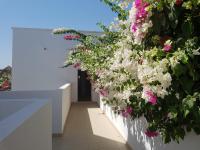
0,66,11,91
54,0,200,143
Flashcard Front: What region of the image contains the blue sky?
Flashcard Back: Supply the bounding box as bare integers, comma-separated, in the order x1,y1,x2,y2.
0,0,116,68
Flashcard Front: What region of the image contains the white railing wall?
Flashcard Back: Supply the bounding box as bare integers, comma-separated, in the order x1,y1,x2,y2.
0,99,52,150
99,97,200,150
59,83,71,132
0,83,72,134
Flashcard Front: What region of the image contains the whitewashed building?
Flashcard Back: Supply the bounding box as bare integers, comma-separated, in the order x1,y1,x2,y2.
12,27,100,102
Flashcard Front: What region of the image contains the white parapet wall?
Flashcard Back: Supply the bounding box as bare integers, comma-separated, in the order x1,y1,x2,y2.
0,99,52,150
99,97,200,150
59,83,71,131
0,83,71,134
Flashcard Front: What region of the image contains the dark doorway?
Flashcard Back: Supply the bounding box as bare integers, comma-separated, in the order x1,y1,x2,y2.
78,70,91,101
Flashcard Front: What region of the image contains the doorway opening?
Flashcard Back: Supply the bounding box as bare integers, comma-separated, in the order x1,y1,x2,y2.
78,70,91,101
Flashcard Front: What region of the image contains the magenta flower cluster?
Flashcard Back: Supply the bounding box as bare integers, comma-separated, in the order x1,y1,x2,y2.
130,0,151,43
145,90,157,105
131,0,149,32
163,44,172,52
135,0,149,20
64,35,80,40
73,63,81,69
145,130,159,137
122,106,133,118
162,39,173,52
99,88,109,97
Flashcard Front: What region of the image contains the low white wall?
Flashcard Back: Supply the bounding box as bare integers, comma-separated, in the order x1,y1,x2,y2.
60,83,71,132
91,88,99,102
0,100,31,121
0,99,52,150
100,98,200,150
0,83,71,134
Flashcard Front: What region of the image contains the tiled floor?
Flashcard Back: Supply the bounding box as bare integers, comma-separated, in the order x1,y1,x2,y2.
53,102,130,150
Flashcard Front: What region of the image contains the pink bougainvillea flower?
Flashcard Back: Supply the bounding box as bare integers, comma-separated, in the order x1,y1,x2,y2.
135,0,149,8
163,40,172,52
64,35,73,40
73,63,81,69
145,90,157,105
136,7,148,20
176,0,183,6
122,106,133,118
64,35,80,40
99,88,109,97
131,23,137,32
0,80,10,90
126,106,133,114
135,0,142,7
163,44,172,52
122,111,129,118
145,130,159,137
130,0,150,43
134,0,149,20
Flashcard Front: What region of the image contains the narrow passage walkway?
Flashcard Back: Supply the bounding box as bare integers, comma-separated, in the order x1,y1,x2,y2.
53,102,130,150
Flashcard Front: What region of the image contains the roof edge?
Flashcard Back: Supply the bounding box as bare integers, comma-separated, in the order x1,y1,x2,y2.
12,27,103,34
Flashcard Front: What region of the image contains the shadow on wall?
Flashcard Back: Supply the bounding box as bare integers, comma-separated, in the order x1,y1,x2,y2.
122,114,200,150
124,116,165,150
97,98,200,150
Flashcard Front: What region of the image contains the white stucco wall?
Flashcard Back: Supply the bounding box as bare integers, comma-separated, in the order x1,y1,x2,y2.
0,99,52,150
12,27,101,102
0,83,71,134
59,83,71,132
91,87,100,102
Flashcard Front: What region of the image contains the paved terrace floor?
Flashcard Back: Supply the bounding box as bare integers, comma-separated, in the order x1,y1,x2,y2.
53,102,130,150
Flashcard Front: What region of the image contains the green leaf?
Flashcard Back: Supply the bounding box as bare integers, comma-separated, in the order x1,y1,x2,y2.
168,107,178,119
100,0,128,20
193,127,200,134
172,64,187,77
179,76,194,93
181,21,194,38
151,13,162,34
168,7,179,29
181,54,189,64
171,112,178,119
179,128,185,140
163,133,171,144
188,64,200,81
184,109,190,118
183,96,196,109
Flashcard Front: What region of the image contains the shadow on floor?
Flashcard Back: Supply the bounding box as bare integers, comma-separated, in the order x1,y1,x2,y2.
53,102,130,150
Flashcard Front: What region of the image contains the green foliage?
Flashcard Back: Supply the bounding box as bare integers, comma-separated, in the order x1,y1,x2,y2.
100,0,129,20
